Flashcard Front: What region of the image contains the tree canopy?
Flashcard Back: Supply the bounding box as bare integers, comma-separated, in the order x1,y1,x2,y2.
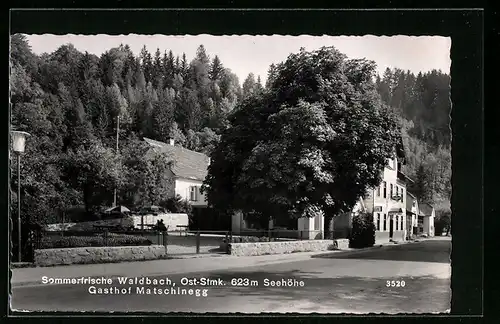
203,47,403,234
10,35,451,226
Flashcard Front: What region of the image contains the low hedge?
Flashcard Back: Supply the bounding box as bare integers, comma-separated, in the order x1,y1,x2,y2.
39,234,153,249
225,236,274,243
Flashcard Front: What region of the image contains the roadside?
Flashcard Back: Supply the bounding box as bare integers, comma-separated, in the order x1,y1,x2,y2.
10,251,328,288
11,238,451,313
10,237,437,288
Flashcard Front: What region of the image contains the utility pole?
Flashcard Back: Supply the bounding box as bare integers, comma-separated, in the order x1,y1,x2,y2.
17,153,21,262
113,115,120,207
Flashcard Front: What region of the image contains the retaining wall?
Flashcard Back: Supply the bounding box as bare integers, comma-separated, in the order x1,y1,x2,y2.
34,245,166,267
228,239,349,257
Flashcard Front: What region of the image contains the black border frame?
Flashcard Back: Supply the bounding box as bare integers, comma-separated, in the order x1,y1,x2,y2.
5,7,485,321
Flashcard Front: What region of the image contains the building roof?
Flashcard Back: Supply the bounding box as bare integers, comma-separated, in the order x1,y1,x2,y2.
419,202,434,216
397,170,414,184
143,137,210,181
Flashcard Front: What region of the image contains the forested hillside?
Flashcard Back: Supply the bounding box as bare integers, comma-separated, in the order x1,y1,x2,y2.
375,68,452,208
9,34,451,225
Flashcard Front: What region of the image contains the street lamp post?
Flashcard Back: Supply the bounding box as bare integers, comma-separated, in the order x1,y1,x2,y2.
11,131,30,263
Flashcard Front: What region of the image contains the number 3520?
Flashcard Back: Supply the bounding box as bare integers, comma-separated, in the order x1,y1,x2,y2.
386,280,406,287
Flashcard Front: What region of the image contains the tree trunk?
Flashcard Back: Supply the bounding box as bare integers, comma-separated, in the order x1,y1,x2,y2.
324,215,334,239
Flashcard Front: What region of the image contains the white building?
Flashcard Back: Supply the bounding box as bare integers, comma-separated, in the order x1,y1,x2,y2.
418,202,436,237
143,137,209,207
232,146,412,242
406,191,419,238
365,154,412,244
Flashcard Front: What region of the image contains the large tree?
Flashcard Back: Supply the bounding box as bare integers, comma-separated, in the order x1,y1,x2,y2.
203,47,401,237
62,141,123,216
119,138,175,209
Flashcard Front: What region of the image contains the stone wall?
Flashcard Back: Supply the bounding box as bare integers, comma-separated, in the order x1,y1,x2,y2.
34,245,166,267
45,213,189,232
228,239,349,257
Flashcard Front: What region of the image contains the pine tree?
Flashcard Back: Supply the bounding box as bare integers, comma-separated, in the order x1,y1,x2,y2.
153,48,163,89
181,53,188,78
152,89,175,142
140,46,153,84
266,63,277,89
413,164,434,204
242,73,256,98
209,55,224,81
256,75,264,93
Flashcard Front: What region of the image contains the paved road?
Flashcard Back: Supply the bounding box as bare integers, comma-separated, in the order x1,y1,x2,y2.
11,238,451,314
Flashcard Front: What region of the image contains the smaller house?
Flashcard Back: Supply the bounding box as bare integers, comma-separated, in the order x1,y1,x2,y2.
144,137,231,231
418,202,435,237
143,137,210,207
406,192,419,238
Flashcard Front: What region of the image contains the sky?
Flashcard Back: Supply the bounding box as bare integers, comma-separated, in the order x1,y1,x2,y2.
24,34,451,85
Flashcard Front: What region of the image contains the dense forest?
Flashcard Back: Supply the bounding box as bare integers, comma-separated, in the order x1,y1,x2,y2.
375,68,452,209
9,34,451,225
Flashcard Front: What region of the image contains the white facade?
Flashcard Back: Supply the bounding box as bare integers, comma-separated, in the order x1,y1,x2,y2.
370,155,407,242
298,213,324,240
231,211,246,233
409,199,419,229
174,178,207,207
420,207,435,237
423,214,435,236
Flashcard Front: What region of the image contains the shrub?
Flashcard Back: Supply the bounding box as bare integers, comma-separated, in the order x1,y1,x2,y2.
349,213,376,248
39,234,153,249
159,195,193,226
160,195,192,214
226,236,271,243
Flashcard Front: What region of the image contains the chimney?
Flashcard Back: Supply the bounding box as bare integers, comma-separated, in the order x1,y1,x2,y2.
169,138,175,146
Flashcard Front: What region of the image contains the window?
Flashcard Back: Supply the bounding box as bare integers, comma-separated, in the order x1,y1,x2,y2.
390,184,393,198
189,186,198,201
401,188,404,199
376,213,380,230
396,216,399,230
382,214,387,231
396,186,399,197
401,217,404,231
376,185,381,197
383,181,387,198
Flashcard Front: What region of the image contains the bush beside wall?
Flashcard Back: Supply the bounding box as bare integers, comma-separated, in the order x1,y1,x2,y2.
349,213,376,248
45,213,189,232
40,234,152,249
